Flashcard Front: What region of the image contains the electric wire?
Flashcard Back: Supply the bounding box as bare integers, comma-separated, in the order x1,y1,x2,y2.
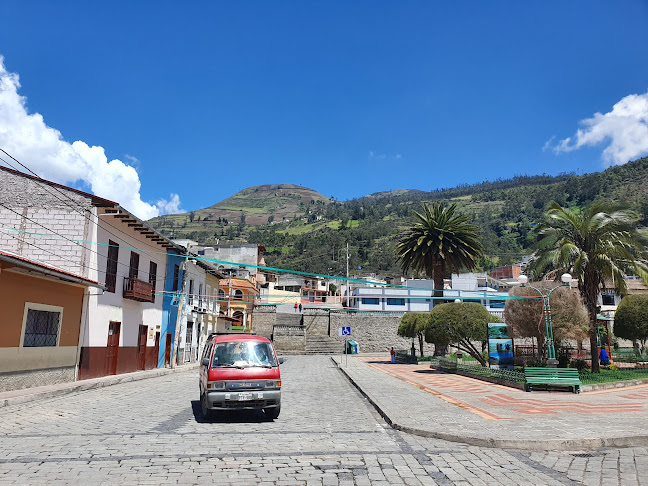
0,149,169,262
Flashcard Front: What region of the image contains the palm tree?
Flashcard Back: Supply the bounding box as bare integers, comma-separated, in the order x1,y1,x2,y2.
533,202,648,372
395,202,483,304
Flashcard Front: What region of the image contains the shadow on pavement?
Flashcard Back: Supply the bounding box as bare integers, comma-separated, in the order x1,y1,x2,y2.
190,400,270,424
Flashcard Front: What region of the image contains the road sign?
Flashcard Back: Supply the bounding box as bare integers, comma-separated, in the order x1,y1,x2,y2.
338,326,351,337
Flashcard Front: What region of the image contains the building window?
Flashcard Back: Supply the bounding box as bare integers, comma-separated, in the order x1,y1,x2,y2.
387,298,405,306
601,294,616,306
172,264,180,291
361,298,380,305
149,262,157,302
105,240,119,293
218,289,225,299
189,280,195,300
129,251,139,280
234,289,243,300
22,304,63,347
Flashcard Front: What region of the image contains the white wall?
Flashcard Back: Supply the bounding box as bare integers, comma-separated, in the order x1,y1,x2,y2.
85,210,166,348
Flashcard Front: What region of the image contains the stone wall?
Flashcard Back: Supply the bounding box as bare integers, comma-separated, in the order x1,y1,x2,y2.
252,305,276,339
272,325,306,354
302,309,329,336
0,367,76,393
329,311,435,354
252,306,436,355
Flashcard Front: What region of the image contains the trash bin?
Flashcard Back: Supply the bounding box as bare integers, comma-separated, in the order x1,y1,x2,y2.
346,341,358,354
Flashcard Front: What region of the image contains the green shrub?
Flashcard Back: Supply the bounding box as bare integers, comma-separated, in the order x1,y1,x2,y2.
570,359,589,371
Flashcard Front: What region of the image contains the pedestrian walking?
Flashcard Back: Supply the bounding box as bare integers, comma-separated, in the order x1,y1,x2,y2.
390,347,395,364
298,303,302,313
294,302,298,312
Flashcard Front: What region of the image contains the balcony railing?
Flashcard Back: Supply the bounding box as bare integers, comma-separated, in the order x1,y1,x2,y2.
123,277,154,303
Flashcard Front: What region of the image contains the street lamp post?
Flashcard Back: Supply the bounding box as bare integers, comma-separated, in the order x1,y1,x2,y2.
517,273,572,364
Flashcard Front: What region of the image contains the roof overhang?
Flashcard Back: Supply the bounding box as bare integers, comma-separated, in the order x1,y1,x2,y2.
0,251,105,289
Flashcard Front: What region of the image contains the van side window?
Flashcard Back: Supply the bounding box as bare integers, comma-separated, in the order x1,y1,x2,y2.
202,342,212,360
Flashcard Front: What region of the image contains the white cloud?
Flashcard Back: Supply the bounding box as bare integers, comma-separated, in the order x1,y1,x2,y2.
0,56,180,220
552,92,648,166
156,193,183,215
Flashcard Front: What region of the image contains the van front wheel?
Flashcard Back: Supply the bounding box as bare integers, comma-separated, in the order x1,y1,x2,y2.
264,405,280,420
201,394,213,420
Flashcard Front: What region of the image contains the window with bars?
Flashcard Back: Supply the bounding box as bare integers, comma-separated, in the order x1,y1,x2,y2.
23,308,61,347
105,240,119,293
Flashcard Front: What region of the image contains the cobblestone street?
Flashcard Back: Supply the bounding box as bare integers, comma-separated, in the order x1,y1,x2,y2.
0,356,646,485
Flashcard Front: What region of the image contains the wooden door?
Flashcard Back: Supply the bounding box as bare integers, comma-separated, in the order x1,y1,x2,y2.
137,325,147,370
153,332,160,368
106,321,121,375
164,333,172,367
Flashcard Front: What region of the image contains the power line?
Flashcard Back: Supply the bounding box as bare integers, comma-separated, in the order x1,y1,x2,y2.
0,149,170,262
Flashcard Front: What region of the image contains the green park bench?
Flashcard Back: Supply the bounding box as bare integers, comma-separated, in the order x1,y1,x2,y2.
524,367,582,394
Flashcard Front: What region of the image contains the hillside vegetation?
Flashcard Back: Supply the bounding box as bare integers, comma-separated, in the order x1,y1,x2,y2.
148,157,648,277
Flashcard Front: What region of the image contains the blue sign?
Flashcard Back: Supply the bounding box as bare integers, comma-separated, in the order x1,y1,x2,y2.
339,326,351,336
358,265,361,271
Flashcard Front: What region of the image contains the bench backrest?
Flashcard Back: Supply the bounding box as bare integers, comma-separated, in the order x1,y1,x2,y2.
524,367,580,378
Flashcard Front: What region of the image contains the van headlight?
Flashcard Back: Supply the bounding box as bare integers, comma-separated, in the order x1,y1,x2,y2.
265,380,281,389
207,381,225,390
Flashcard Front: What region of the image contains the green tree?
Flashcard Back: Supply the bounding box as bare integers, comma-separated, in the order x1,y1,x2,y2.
395,202,483,355
614,294,648,354
424,302,499,366
397,313,427,357
328,283,337,296
395,202,483,301
189,211,195,223
532,202,648,372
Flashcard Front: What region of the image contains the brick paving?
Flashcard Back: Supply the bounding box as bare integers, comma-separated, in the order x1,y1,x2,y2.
0,356,645,484
339,356,648,450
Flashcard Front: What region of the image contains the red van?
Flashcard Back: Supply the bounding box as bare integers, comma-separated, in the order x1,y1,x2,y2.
199,334,282,420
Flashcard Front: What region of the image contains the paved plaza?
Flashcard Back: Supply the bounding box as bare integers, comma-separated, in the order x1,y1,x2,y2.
0,356,646,485
338,356,648,450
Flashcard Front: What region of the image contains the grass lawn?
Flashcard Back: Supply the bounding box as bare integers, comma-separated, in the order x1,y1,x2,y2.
578,368,648,384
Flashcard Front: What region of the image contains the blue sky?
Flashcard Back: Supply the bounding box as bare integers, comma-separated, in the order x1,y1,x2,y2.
1,1,647,218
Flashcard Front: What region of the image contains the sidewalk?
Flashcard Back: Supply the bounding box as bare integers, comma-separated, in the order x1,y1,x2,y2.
333,354,648,451
0,363,199,408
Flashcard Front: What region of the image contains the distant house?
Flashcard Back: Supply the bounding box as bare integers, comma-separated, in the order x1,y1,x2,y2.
218,277,259,330
0,250,103,392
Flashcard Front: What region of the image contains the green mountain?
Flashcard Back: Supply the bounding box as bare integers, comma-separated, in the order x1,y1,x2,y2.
148,157,648,277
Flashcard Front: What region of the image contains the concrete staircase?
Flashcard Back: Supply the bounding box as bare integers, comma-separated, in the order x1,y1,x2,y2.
306,335,343,355
277,313,303,327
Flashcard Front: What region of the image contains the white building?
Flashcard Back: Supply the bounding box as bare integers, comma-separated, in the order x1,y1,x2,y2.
0,165,180,379
350,274,508,318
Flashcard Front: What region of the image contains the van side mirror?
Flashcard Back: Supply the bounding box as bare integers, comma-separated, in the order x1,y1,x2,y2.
202,358,210,367
278,357,284,365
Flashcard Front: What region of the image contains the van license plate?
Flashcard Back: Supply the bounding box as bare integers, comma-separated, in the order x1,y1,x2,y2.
238,392,252,401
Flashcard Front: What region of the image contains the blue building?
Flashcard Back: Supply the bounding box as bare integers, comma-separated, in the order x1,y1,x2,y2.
159,250,186,368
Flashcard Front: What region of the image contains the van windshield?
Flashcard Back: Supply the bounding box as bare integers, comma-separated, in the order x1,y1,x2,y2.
211,341,278,368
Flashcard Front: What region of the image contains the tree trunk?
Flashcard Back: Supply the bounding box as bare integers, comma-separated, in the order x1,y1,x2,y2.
431,264,447,356
588,303,600,373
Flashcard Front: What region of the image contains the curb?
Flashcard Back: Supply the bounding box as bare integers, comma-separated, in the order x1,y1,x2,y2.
333,358,648,451
1,363,199,409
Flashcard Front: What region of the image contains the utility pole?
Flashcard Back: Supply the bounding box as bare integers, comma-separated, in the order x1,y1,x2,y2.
171,250,190,368
346,243,351,309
